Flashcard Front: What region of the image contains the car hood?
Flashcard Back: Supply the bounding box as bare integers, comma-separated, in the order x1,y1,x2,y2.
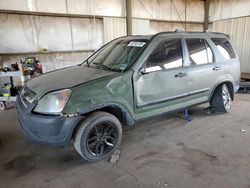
26,65,116,98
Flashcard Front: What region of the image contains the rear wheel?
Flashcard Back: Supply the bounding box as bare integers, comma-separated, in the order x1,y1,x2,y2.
210,84,232,113
74,111,122,162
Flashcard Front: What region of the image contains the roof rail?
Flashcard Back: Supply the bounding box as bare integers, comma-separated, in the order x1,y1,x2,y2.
175,29,183,33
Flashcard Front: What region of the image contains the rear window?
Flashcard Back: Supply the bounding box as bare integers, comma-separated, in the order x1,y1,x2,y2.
211,38,236,59
186,38,214,66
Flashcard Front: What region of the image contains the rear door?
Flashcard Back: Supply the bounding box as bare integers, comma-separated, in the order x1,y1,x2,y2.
183,36,221,103
133,36,189,118
210,37,240,92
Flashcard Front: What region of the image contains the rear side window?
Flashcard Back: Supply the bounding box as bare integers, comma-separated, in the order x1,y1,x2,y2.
211,38,236,59
145,38,183,73
186,38,214,66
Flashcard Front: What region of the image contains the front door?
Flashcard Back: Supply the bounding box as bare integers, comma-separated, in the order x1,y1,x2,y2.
133,37,189,118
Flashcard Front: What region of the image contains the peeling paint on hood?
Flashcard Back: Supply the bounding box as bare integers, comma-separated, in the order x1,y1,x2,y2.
26,65,116,98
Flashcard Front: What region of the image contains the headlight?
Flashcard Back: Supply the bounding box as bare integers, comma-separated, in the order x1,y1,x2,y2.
34,89,71,115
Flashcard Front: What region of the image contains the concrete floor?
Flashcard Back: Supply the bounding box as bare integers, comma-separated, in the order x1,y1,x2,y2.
0,94,250,188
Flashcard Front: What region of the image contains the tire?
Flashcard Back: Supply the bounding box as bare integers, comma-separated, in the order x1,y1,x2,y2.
74,111,122,162
0,102,6,110
210,84,232,113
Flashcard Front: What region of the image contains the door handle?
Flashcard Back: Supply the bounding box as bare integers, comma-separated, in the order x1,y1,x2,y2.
175,72,187,78
213,66,221,71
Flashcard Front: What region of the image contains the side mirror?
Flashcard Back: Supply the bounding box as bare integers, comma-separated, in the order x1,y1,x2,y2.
139,67,148,75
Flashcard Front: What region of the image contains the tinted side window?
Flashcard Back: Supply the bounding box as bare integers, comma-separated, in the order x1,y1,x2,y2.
186,38,214,66
145,39,183,73
211,38,236,59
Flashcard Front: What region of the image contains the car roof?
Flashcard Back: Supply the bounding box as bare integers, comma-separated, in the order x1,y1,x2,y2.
120,35,153,40
117,30,229,44
155,30,229,38
122,30,229,40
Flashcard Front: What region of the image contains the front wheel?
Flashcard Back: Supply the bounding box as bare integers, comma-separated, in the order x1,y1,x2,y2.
74,111,122,162
210,84,232,113
0,102,6,110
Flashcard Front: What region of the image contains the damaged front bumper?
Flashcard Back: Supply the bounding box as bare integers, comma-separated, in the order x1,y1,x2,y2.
16,94,82,146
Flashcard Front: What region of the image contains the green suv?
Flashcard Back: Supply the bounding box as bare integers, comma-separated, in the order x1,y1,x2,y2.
16,31,240,161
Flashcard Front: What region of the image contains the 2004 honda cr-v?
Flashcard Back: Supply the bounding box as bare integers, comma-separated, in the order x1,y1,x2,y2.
16,31,240,161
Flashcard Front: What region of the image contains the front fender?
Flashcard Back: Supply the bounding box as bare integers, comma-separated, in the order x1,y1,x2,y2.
78,103,135,126
63,71,135,125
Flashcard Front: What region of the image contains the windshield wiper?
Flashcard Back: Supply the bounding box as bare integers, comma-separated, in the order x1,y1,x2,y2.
92,62,119,72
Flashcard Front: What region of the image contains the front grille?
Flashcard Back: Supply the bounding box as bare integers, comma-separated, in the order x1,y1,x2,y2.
21,86,36,105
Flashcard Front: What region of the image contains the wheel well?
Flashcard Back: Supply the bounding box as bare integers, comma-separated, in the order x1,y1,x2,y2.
71,106,128,140
212,81,234,101
99,106,125,124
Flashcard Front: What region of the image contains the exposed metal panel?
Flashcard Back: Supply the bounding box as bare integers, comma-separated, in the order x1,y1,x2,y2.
132,18,150,35
65,0,91,15
150,21,203,34
0,14,36,53
103,17,126,43
67,0,126,17
0,0,126,17
0,0,29,11
235,18,245,68
132,0,204,22
212,17,250,73
210,0,250,22
246,17,250,73
93,0,126,17
35,0,67,13
231,0,250,19
241,17,250,73
0,13,105,53
71,18,103,50
0,0,67,13
33,16,72,51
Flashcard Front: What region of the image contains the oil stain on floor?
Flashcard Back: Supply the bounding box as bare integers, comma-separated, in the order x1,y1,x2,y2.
3,155,36,178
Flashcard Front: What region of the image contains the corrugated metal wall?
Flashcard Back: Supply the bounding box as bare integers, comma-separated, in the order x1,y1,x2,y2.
2,0,249,74
209,0,250,22
0,0,126,17
132,0,204,22
211,17,250,73
103,17,126,43
0,0,205,72
0,14,104,53
132,19,150,35
150,21,203,34
0,0,205,52
0,0,127,72
209,0,250,73
131,0,204,35
0,0,127,54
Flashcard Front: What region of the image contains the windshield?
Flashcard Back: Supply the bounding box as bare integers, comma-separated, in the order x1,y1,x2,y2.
85,38,149,72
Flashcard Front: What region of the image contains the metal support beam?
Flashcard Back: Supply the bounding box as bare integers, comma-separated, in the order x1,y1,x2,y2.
0,49,95,56
126,0,132,35
146,18,203,25
204,0,210,31
0,9,125,19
